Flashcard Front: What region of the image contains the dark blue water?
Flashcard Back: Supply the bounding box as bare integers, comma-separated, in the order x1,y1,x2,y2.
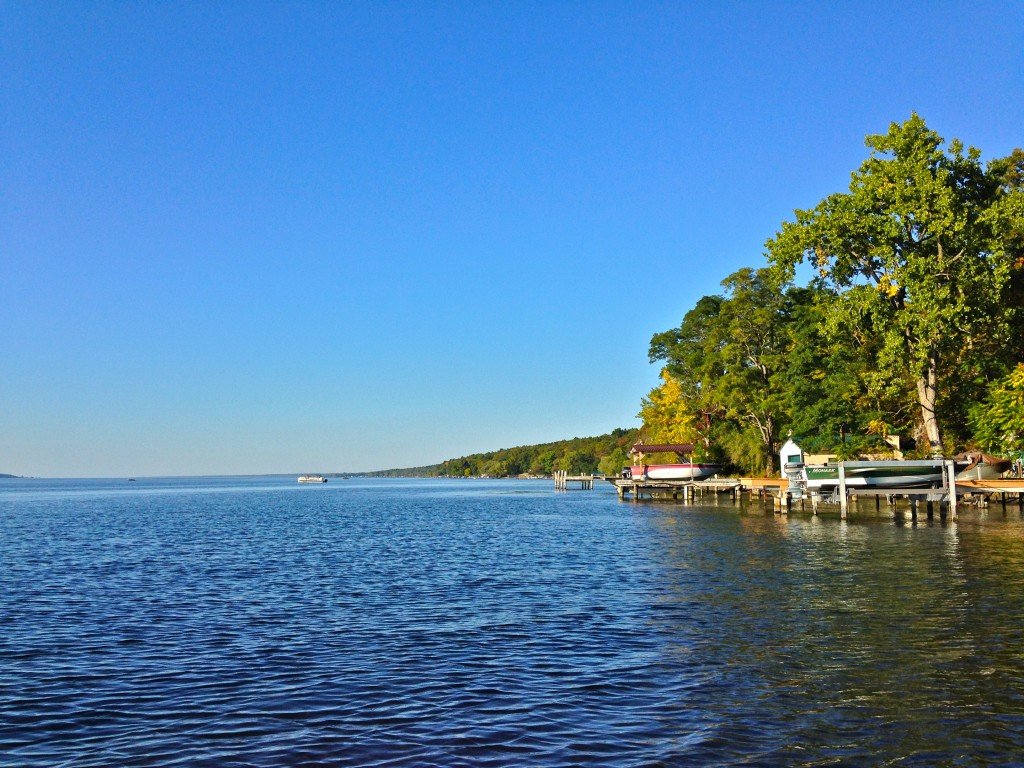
3,477,1024,766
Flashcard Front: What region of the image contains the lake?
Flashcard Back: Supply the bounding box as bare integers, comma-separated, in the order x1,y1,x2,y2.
2,476,1024,766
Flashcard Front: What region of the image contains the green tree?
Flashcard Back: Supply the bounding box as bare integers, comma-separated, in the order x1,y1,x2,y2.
768,114,1022,454
529,450,558,475
775,285,896,454
970,364,1024,456
559,449,598,475
648,268,796,473
598,447,629,476
648,295,728,461
711,267,793,470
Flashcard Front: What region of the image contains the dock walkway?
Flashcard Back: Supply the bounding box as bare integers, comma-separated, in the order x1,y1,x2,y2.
579,468,1024,521
611,477,743,502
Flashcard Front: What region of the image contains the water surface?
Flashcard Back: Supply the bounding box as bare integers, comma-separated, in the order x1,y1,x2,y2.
2,476,1024,766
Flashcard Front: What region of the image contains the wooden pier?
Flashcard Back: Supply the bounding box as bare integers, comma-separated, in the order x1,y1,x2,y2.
749,460,964,520
592,464,1024,521
553,470,596,490
755,479,1024,520
611,477,743,502
548,449,1024,522
956,479,1024,513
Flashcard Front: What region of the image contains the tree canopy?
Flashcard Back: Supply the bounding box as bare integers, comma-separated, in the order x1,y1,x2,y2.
971,364,1024,458
767,113,1023,454
643,115,1024,473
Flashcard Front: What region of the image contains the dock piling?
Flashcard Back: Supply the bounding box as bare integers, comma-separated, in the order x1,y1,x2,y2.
945,460,958,519
838,462,848,520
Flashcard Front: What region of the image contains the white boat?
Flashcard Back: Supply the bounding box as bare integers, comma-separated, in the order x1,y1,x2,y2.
795,460,972,498
800,462,952,491
780,438,967,497
297,475,328,483
953,451,1012,480
627,463,722,481
626,442,722,481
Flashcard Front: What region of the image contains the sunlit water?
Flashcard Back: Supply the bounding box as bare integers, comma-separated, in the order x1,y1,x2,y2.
3,476,1024,766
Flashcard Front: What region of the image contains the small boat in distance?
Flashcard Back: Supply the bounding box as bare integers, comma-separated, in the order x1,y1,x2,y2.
297,475,328,483
627,443,723,481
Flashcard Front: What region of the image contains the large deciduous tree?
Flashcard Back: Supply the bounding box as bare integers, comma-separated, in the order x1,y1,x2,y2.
768,114,1022,455
711,268,791,469
647,268,798,473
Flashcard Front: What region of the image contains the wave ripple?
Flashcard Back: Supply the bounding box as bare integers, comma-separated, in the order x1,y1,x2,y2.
3,477,1024,766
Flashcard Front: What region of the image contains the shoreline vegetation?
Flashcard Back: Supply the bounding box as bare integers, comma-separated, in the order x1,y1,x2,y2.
638,114,1022,476
362,428,640,479
375,115,1023,481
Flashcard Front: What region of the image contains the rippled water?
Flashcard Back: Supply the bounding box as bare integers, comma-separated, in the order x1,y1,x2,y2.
3,477,1024,766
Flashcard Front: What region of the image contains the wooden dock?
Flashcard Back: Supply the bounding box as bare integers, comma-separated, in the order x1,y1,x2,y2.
611,477,743,502
553,470,597,490
585,464,1024,521
956,479,1024,512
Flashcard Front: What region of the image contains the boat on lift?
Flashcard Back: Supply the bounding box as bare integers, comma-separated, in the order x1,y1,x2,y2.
779,437,969,496
626,443,722,481
800,462,954,491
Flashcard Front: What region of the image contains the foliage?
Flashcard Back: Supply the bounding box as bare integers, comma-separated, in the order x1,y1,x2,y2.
559,449,599,475
710,267,792,470
597,447,630,476
637,371,696,444
970,364,1024,456
776,286,898,452
364,428,640,477
767,113,1023,453
648,267,804,473
648,295,723,456
642,115,1024,473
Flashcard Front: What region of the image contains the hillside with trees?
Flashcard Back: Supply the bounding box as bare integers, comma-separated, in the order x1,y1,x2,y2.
642,114,1024,475
364,428,640,478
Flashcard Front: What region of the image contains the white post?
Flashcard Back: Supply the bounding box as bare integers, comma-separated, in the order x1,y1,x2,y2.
838,462,848,520
946,460,958,519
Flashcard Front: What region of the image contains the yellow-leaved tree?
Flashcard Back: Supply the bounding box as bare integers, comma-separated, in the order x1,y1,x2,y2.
638,370,698,452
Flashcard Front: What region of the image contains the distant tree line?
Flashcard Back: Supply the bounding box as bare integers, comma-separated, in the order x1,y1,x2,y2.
364,428,640,478
641,114,1024,475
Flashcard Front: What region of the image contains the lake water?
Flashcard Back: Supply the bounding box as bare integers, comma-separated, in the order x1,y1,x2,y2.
2,476,1024,766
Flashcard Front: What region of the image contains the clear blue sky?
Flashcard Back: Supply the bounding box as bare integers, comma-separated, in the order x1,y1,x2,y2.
2,2,1022,477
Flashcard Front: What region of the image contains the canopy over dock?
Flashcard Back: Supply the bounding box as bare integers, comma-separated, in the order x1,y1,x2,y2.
630,443,695,459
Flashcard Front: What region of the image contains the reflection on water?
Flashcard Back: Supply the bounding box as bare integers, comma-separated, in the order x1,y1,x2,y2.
1,477,1024,766
648,503,1024,764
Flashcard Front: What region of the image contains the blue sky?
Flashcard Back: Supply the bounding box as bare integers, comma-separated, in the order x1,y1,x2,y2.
2,2,1022,476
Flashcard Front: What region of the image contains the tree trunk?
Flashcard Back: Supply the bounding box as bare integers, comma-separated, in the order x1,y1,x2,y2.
749,413,776,474
916,353,942,456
